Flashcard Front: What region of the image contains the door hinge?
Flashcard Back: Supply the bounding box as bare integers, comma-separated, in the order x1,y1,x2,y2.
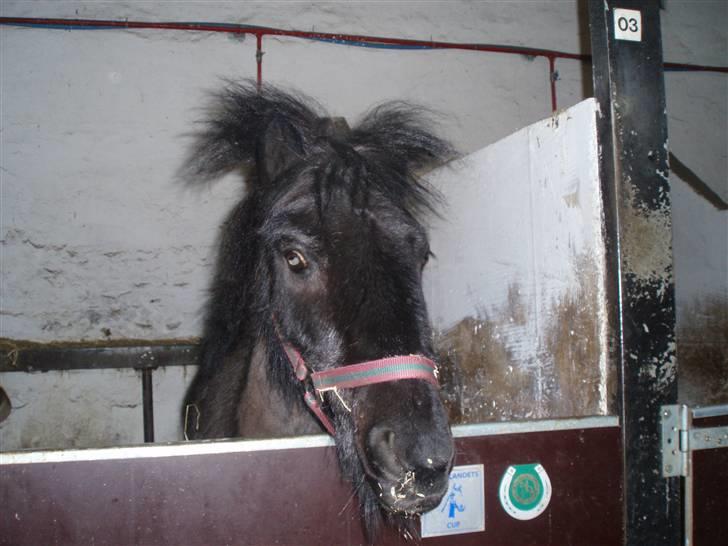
661,404,728,478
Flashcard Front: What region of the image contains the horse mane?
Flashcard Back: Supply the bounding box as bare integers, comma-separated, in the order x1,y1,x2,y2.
181,80,452,213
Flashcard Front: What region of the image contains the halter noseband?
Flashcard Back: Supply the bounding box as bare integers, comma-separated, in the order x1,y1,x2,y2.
277,333,440,436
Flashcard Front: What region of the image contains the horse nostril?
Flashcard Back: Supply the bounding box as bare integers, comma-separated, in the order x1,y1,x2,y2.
367,426,404,479
368,427,451,481
385,430,396,450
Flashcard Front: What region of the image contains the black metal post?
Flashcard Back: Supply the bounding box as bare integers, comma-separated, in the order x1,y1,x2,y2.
588,1,681,545
141,368,155,443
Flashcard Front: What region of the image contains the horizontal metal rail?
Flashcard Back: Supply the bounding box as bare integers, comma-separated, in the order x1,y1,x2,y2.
0,415,619,465
692,404,728,420
0,342,198,372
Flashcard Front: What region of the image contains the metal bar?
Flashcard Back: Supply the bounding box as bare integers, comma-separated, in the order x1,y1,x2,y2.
1,416,619,465
690,426,728,451
680,403,693,546
548,56,558,112
685,450,694,546
692,404,728,420
0,343,198,372
661,405,685,478
0,16,591,60
3,16,728,75
256,33,263,89
588,2,680,545
669,152,728,211
141,368,154,443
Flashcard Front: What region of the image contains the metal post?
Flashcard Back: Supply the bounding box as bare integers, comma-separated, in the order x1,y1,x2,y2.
588,1,681,545
141,368,155,443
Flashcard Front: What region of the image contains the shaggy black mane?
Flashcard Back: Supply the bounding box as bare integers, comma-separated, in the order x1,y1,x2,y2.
182,80,451,214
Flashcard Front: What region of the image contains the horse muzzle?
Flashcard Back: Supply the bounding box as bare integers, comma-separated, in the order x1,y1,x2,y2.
358,382,454,515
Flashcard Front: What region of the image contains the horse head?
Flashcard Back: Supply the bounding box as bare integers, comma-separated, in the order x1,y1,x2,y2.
182,80,455,538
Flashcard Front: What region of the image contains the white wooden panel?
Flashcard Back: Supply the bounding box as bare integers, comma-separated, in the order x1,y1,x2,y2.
424,99,610,420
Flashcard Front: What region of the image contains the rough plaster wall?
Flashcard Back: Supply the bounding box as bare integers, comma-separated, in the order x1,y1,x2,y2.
0,1,725,448
0,369,142,449
0,26,249,341
0,366,195,449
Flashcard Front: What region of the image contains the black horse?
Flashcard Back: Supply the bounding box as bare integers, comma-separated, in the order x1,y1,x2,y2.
181,80,454,539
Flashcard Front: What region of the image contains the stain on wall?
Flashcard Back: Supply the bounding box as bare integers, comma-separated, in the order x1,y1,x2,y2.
544,263,606,418
677,297,728,406
436,314,528,423
435,257,611,424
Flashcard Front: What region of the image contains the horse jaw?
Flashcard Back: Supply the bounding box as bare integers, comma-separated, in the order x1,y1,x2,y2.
237,341,323,438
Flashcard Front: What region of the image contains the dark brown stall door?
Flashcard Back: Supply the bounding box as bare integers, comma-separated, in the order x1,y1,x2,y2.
1,423,622,546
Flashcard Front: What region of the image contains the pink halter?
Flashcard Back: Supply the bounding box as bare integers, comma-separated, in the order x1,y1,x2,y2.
278,336,440,436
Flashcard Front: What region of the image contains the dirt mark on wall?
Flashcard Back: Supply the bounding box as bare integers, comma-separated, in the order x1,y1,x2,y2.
435,254,610,423
435,315,532,423
543,253,608,417
677,296,728,406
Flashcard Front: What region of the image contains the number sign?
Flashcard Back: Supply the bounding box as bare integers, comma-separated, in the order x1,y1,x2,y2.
613,8,642,42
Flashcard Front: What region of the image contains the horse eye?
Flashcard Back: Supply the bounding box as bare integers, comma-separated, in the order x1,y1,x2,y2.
422,250,433,268
284,250,308,272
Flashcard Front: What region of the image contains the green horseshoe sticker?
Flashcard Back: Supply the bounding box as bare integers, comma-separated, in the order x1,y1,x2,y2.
498,463,552,520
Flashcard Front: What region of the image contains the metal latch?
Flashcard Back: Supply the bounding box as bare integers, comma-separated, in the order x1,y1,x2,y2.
661,404,728,478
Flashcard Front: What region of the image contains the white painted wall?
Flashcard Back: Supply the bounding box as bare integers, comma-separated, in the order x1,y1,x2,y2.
425,99,608,420
426,99,603,333
0,1,725,448
0,367,194,448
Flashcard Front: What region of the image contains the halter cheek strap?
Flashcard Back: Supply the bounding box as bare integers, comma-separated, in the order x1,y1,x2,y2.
280,341,337,435
277,334,440,436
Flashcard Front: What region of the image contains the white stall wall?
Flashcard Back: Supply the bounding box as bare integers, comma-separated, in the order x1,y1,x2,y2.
0,367,195,448
0,24,249,342
0,1,725,448
0,366,195,448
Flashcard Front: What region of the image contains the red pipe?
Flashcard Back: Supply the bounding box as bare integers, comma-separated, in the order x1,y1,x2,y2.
0,16,590,62
2,16,727,75
2,15,726,110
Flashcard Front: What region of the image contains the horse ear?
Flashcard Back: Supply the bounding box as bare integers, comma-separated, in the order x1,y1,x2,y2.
257,115,307,185
179,80,320,187
350,102,453,173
